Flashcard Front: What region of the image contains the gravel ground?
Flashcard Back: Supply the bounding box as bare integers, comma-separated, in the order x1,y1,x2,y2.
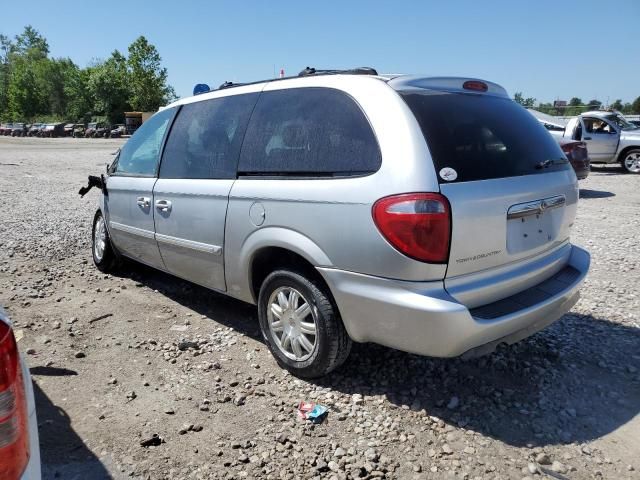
0,136,639,480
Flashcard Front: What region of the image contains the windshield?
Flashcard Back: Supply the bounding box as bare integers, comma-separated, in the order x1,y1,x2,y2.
605,114,638,131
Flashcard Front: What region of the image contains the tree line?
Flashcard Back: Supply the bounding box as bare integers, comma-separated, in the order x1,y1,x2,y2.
0,26,176,124
514,92,640,117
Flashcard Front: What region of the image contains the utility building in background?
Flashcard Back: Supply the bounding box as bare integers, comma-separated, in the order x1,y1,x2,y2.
124,111,154,135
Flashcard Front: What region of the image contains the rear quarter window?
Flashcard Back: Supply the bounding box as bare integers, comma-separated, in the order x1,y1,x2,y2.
238,87,381,176
400,91,569,183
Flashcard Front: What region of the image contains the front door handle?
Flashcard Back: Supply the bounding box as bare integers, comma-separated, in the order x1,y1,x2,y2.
583,136,592,140
136,196,150,208
155,199,172,212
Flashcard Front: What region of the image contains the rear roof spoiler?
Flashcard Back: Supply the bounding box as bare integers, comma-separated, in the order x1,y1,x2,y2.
388,76,509,98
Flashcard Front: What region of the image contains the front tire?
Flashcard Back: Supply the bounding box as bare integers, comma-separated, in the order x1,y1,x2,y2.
92,211,118,272
621,149,640,174
258,270,351,378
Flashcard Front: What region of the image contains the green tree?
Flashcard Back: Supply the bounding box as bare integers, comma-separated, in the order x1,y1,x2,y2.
610,99,623,111
587,99,602,109
127,36,175,111
0,34,13,120
88,51,131,123
569,97,582,106
8,55,48,119
65,66,93,122
13,25,49,60
1,26,176,122
537,102,554,114
631,97,640,114
619,103,632,114
5,26,53,119
514,92,536,108
44,58,78,117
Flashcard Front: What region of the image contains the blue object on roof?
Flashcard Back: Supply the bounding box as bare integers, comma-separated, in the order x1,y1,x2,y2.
193,84,210,96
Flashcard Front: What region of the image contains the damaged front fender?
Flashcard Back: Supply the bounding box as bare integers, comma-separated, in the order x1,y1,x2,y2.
79,174,107,198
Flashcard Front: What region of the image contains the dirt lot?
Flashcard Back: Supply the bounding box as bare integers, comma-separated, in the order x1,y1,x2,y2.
0,136,639,480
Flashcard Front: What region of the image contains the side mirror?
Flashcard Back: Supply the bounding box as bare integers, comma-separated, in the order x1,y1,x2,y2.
107,149,120,174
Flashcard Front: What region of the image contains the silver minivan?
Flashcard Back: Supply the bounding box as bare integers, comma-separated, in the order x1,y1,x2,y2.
88,68,590,378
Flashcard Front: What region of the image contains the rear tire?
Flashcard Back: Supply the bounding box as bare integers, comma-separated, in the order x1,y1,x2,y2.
621,149,640,174
258,269,351,378
92,211,118,273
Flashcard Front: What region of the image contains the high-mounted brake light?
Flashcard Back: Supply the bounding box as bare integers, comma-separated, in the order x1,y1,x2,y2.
373,193,451,263
463,80,488,92
0,321,29,480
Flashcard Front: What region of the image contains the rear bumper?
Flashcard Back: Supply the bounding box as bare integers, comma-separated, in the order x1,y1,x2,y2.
20,357,41,480
20,409,40,480
318,244,589,358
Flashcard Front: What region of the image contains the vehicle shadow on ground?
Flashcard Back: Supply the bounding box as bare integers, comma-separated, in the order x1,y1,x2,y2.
117,261,261,339
30,366,78,376
589,165,627,175
32,382,112,480
579,189,615,199
117,263,640,448
321,314,640,448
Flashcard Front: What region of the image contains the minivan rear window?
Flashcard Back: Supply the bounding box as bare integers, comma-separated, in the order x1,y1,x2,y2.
400,91,570,183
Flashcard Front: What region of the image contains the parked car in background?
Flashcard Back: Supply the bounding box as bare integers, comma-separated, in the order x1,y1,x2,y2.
0,307,41,479
95,123,111,138
85,122,110,138
72,124,86,138
28,124,44,137
527,109,567,139
562,111,640,173
84,122,98,138
63,123,76,137
41,123,65,138
528,111,590,179
541,121,566,138
109,124,126,138
10,123,27,137
558,138,590,180
88,71,589,378
0,124,12,135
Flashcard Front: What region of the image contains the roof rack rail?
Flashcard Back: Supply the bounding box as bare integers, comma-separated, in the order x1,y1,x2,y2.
298,66,378,77
219,81,245,89
192,66,380,97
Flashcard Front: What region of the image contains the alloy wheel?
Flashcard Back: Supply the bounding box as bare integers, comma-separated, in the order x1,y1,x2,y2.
267,287,317,361
624,152,640,173
93,216,106,262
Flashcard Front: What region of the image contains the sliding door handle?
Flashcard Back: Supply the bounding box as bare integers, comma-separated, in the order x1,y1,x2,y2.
155,199,172,212
136,196,150,207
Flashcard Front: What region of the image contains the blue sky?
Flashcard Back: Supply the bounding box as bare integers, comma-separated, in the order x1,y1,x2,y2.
3,0,639,103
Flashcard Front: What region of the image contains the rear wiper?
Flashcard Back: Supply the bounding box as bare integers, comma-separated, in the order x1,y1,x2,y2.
535,158,568,169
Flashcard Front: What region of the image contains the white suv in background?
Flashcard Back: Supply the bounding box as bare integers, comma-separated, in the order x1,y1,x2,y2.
0,307,41,480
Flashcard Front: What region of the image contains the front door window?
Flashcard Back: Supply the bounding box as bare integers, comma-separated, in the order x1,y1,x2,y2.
113,108,176,176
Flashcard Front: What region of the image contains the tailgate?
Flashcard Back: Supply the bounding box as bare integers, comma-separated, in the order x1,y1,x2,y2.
441,171,578,279
397,83,579,304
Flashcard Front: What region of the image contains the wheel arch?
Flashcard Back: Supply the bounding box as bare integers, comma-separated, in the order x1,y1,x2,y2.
618,145,640,163
236,227,333,304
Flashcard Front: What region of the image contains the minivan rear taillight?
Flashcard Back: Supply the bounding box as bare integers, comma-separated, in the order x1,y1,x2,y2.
560,142,578,155
0,321,29,480
373,193,451,263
